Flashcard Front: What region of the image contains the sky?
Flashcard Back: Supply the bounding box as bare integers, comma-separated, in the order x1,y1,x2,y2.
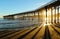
0,0,52,18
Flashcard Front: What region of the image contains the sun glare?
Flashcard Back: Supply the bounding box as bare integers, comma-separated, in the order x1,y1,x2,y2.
43,22,51,26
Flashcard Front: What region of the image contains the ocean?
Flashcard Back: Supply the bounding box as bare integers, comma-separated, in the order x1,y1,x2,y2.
0,18,39,30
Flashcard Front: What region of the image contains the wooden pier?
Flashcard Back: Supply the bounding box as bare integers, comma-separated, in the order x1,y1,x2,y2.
1,0,60,39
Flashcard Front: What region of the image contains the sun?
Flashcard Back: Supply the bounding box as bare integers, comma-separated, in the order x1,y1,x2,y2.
43,22,51,26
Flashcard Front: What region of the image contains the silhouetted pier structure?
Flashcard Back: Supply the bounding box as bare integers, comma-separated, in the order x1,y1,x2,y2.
0,0,60,39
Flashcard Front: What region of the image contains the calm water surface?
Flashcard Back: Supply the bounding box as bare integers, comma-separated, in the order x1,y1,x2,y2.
0,18,39,29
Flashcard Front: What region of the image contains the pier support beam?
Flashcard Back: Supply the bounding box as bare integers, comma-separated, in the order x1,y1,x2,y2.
51,7,53,24
45,7,48,24
57,6,59,23
38,11,40,25
54,6,56,24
